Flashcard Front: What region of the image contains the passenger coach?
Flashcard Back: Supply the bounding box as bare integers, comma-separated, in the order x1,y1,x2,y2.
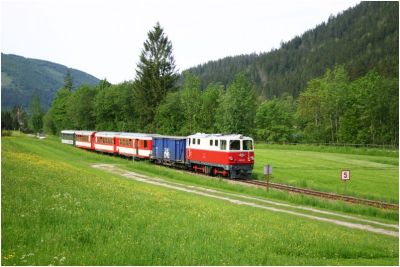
61,130,76,145
94,132,120,154
75,130,96,150
117,133,158,159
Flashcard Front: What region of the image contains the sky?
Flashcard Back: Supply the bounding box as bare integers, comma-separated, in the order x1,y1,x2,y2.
1,0,361,84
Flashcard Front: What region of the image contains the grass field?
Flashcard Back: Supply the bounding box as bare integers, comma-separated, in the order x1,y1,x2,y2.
2,135,399,265
253,144,399,203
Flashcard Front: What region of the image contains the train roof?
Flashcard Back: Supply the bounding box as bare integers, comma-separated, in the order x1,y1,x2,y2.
118,132,161,138
95,131,121,137
61,130,76,134
188,133,253,140
75,130,95,135
152,135,187,140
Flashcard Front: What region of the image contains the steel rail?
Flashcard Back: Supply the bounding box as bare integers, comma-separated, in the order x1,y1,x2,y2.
238,179,399,210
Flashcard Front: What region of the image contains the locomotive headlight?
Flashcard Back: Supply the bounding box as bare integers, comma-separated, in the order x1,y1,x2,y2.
228,156,234,161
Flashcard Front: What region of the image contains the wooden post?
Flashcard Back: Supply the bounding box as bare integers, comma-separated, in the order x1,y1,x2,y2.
264,164,272,192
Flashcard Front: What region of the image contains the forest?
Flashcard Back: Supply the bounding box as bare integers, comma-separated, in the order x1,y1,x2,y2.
187,2,398,98
1,1,398,147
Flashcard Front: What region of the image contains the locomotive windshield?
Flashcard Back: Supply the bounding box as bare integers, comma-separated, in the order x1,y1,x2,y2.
228,139,253,150
243,140,253,150
229,140,241,150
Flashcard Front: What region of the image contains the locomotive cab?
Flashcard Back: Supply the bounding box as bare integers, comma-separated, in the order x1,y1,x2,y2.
186,133,254,179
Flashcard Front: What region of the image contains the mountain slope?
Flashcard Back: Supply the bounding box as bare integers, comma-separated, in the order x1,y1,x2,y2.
186,1,399,97
1,53,100,110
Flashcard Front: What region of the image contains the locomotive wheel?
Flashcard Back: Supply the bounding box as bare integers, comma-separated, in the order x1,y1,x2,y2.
205,166,212,175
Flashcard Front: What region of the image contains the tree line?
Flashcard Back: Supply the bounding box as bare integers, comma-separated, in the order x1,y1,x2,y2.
3,22,398,147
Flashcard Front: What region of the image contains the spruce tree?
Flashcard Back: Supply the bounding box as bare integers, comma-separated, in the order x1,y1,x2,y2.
64,69,73,91
29,94,44,133
134,22,178,132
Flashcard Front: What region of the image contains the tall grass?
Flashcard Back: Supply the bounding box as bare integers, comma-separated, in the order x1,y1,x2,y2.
6,135,399,221
2,135,399,265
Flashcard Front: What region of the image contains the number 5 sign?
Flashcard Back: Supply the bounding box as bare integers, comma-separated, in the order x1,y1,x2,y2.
341,170,350,181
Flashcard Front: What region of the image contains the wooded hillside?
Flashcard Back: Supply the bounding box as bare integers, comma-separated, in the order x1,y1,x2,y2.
186,1,398,97
1,53,100,110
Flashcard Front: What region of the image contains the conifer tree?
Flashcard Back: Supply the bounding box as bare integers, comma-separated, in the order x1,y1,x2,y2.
29,94,44,133
64,69,73,91
134,22,178,132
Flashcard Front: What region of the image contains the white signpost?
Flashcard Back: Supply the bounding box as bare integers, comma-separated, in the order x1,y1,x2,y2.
341,170,350,181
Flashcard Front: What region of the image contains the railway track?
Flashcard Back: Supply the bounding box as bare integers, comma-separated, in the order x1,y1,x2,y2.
238,179,399,210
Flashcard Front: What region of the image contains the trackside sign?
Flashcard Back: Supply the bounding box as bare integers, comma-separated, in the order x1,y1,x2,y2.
341,170,350,181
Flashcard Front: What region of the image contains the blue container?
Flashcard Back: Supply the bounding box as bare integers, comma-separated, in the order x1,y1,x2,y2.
152,136,187,163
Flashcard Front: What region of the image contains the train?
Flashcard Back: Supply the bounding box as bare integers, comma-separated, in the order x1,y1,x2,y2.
61,130,254,178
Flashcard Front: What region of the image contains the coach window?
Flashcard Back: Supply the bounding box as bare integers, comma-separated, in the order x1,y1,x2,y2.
188,138,191,146
215,140,218,146
229,140,241,150
220,140,227,150
192,138,196,145
144,140,148,148
210,139,213,146
197,139,200,145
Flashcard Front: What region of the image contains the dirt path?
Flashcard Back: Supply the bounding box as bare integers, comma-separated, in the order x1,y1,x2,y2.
92,164,399,237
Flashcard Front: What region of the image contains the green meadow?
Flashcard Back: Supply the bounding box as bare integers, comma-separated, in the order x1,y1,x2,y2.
253,144,399,203
1,135,399,265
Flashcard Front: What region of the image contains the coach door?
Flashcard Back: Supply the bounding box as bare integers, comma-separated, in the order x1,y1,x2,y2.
134,139,139,156
113,137,117,154
90,133,95,150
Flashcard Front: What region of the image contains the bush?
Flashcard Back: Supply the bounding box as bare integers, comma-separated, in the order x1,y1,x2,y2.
1,130,12,136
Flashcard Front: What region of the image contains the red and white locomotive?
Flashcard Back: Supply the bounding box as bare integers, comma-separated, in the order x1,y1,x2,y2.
186,133,254,178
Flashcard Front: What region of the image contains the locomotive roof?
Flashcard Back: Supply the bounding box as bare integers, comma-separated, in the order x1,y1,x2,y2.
75,130,95,135
61,130,76,134
188,133,253,140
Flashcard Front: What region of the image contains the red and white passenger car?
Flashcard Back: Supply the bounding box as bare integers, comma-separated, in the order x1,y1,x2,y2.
94,132,120,154
116,133,157,159
75,130,96,150
186,133,254,178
